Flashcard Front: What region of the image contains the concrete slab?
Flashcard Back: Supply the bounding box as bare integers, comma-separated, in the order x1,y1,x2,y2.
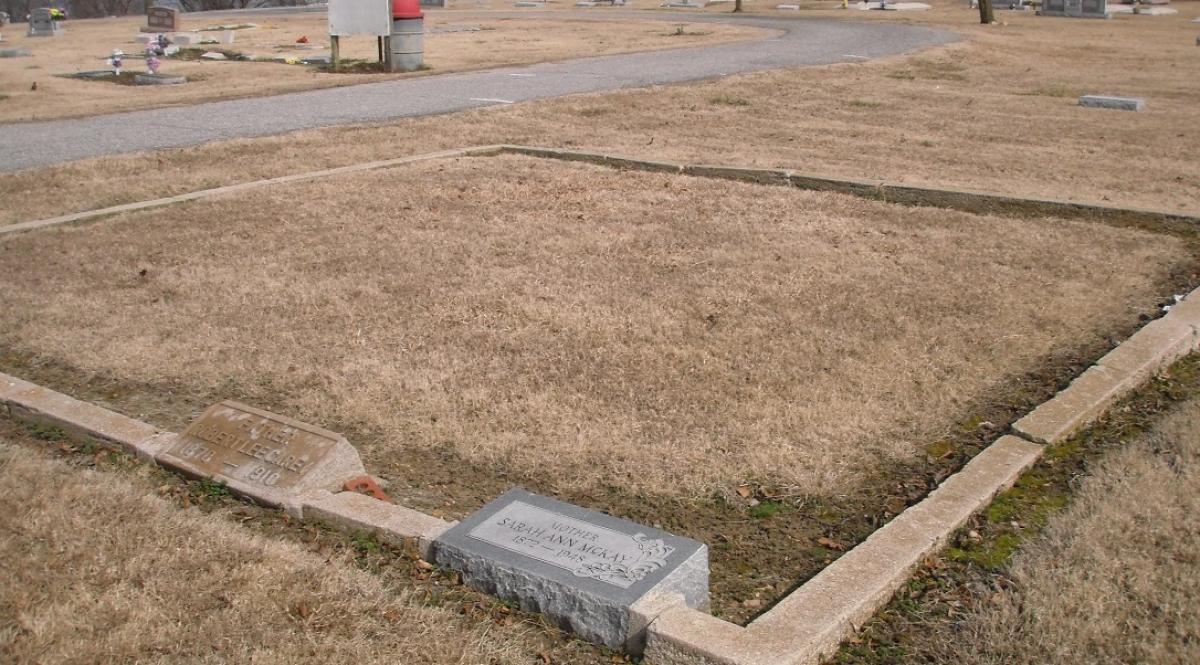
1012,365,1136,445
0,371,161,455
1096,316,1197,384
301,489,455,557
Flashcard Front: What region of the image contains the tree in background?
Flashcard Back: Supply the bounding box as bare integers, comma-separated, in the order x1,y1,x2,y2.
977,0,995,23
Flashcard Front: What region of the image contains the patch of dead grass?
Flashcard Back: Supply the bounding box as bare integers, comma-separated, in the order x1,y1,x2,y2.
0,154,1185,500
937,397,1200,664
0,439,562,664
2,2,1196,226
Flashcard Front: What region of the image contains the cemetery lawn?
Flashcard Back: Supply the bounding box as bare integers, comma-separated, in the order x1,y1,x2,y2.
3,0,1197,226
0,417,609,664
835,355,1200,665
0,153,1193,620
0,13,768,123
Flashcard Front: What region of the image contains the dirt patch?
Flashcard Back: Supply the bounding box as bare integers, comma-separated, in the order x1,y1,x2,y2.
0,154,1193,621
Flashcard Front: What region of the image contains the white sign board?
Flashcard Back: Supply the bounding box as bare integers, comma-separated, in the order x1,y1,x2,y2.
329,0,391,37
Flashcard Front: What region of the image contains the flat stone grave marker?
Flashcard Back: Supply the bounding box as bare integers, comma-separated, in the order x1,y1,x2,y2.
431,488,708,652
143,6,180,33
135,73,187,85
157,400,365,509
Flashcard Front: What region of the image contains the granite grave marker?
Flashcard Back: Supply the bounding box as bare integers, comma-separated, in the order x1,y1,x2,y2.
157,400,366,510
27,8,61,37
143,6,179,33
1041,0,1109,17
431,488,708,652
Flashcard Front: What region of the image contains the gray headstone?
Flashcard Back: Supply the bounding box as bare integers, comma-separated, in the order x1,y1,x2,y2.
1040,0,1108,17
142,6,179,33
1079,94,1145,111
0,47,32,57
431,488,708,653
27,8,61,37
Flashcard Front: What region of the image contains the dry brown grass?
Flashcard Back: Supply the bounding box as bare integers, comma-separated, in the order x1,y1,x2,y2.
2,1,1196,227
0,13,765,123
0,438,562,664
0,154,1184,499
933,397,1200,665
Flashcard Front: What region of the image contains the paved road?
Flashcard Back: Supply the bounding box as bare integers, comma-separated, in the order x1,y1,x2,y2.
0,11,954,172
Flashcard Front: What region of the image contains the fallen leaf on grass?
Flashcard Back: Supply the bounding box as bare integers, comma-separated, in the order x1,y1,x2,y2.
817,537,845,551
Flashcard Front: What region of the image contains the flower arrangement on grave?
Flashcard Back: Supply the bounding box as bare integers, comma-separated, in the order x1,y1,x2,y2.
107,49,124,74
48,8,65,22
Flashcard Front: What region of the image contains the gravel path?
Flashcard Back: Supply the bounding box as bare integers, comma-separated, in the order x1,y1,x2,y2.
0,11,955,172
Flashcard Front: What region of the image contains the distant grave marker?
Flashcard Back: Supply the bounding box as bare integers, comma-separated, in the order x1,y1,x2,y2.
1040,0,1109,17
158,400,366,509
142,6,180,33
27,8,62,37
432,488,708,652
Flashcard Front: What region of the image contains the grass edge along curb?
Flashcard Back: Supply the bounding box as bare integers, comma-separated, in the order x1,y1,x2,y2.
0,145,507,237
641,284,1200,665
4,144,1197,239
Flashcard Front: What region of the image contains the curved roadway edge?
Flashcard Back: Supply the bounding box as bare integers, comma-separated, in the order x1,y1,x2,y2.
0,12,956,172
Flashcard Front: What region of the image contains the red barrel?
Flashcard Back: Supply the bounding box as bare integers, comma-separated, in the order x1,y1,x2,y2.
392,0,423,19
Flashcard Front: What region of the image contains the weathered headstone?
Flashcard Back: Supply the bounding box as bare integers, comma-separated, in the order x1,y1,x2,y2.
431,488,708,652
156,400,366,510
142,6,179,33
26,8,61,37
1040,0,1109,17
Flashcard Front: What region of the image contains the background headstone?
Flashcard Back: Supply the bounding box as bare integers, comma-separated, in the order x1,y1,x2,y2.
142,6,180,33
26,8,61,37
156,400,366,511
432,488,708,652
1041,0,1108,17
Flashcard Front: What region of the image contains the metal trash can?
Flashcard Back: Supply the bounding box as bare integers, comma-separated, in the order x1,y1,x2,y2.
390,0,424,72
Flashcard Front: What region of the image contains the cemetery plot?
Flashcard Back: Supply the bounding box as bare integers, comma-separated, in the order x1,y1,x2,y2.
0,154,1188,619
0,13,767,123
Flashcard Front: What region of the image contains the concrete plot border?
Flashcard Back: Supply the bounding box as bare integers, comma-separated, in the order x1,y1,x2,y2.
0,145,507,238
3,144,1197,239
497,145,1200,229
0,372,457,558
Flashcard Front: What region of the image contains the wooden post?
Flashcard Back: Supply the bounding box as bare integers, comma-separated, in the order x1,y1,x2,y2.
377,36,383,63
331,35,340,70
